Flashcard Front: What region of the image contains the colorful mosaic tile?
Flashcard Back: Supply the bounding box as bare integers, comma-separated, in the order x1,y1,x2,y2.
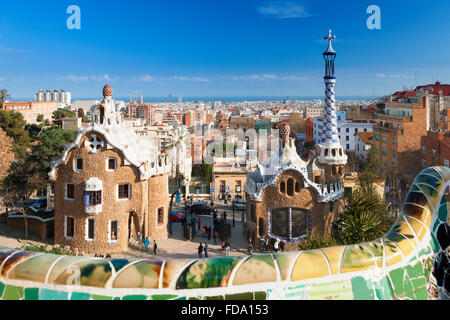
0,167,448,300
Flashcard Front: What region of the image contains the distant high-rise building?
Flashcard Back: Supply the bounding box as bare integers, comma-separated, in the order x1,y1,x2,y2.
178,94,182,103
169,94,172,104
36,89,71,106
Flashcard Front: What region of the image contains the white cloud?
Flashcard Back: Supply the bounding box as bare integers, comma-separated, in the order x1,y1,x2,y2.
59,74,119,83
376,73,414,79
0,77,6,81
139,75,156,82
257,1,313,19
0,47,34,53
229,74,309,81
170,76,210,82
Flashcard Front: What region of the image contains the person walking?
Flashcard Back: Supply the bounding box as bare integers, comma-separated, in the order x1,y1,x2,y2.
207,226,212,240
204,242,209,258
144,237,150,252
225,240,231,256
213,229,218,245
197,218,201,231
260,238,265,253
153,240,158,255
202,226,206,240
223,211,227,222
248,242,254,255
273,238,279,253
198,243,204,259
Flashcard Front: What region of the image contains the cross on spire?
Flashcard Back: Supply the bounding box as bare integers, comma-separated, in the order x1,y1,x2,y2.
324,29,336,53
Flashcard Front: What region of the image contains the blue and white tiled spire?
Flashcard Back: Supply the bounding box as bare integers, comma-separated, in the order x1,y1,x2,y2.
317,30,347,166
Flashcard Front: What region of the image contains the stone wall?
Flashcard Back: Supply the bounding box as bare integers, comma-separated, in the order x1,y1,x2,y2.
147,174,170,243
7,216,54,241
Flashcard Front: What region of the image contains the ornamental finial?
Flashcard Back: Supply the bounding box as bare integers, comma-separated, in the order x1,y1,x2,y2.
324,29,336,53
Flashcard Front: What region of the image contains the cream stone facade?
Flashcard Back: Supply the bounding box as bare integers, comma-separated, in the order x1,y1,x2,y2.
49,85,170,254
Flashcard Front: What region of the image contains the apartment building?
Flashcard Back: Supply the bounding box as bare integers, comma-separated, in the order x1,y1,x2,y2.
2,101,58,124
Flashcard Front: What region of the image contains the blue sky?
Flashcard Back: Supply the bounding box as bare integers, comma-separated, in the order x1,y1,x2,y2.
0,0,449,99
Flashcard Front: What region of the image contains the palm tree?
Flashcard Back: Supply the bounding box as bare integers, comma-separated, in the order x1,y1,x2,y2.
0,89,12,108
166,126,188,234
166,126,187,187
331,189,386,245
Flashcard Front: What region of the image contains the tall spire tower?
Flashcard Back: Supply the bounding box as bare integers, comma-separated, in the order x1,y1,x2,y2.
317,29,347,166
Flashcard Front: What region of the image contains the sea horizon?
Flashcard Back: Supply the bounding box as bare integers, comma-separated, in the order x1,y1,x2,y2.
12,95,380,103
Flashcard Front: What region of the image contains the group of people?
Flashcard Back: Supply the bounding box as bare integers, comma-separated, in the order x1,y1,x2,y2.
143,237,158,255
197,242,209,258
257,237,286,253
94,253,112,258
198,218,221,245
197,239,231,258
218,192,232,204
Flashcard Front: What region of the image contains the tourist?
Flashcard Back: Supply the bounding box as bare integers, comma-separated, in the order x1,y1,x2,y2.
202,226,206,240
223,211,227,221
248,242,253,255
260,238,265,252
106,254,112,259
273,238,279,253
265,238,269,252
144,237,150,252
207,226,212,240
225,240,231,256
213,229,218,245
197,218,201,231
280,241,286,252
153,240,158,255
198,243,204,258
204,242,209,258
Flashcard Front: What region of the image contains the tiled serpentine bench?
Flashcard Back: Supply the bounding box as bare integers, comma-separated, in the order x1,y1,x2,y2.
1,167,449,300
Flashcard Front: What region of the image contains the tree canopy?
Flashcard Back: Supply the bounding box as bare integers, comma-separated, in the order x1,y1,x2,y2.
0,110,30,157
52,108,77,127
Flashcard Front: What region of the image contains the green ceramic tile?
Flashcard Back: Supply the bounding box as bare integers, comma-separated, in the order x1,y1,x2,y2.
430,233,440,253
92,295,113,300
389,268,405,297
438,199,447,222
406,263,424,279
351,277,375,300
254,291,267,300
39,289,68,300
3,285,24,300
374,276,394,300
71,292,92,300
225,292,253,300
24,288,39,300
205,295,224,300
0,282,4,298
152,294,178,300
414,287,429,300
123,295,148,300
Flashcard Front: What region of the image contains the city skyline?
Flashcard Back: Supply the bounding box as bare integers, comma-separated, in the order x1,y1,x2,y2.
0,0,449,98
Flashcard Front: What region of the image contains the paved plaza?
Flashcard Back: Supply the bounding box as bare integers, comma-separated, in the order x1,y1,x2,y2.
0,201,253,260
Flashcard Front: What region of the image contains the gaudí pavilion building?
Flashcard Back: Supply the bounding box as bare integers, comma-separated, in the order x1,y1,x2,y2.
49,85,171,254
244,30,348,250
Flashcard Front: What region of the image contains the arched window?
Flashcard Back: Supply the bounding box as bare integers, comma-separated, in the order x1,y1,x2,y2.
99,106,105,124
258,218,264,237
287,179,294,196
280,182,286,194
